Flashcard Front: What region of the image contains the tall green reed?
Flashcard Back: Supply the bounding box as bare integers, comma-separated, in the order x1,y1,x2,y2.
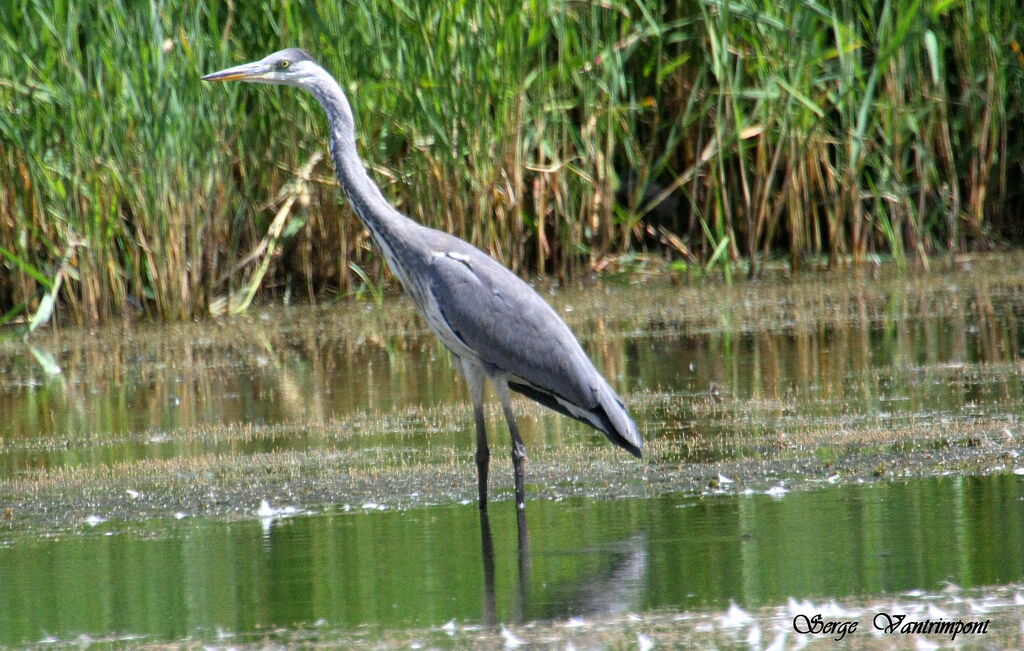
1,0,1020,326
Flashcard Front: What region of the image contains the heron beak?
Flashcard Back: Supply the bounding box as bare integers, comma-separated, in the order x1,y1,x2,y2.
201,61,268,83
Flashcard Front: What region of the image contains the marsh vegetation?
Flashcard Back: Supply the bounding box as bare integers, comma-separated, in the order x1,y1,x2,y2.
2,1,1023,324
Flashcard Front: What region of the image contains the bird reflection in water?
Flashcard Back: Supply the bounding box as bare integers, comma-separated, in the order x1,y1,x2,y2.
476,505,646,627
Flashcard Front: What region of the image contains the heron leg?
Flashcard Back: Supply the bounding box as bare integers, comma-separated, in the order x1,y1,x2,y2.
461,359,490,509
477,507,497,626
493,377,527,510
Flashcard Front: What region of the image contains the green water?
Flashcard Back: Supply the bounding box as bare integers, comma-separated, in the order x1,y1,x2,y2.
2,475,1022,645
1,267,1023,645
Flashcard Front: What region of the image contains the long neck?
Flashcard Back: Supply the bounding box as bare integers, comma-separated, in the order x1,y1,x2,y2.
306,73,421,287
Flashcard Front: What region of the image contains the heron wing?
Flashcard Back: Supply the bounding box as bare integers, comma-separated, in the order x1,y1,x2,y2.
425,247,598,409
423,238,642,457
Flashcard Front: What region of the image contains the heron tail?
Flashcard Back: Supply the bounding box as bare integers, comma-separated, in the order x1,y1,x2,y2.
592,379,643,458
508,379,643,458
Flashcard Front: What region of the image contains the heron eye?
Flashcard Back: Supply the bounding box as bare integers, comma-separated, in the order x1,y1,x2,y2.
278,60,291,70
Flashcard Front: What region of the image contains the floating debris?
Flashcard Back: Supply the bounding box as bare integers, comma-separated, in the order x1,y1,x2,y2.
500,624,524,648
719,602,753,628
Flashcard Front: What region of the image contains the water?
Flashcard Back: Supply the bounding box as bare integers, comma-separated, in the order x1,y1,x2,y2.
1,264,1023,645
2,475,1022,645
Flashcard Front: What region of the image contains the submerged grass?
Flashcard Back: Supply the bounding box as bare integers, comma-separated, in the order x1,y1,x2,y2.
0,2,1022,325
2,407,1019,532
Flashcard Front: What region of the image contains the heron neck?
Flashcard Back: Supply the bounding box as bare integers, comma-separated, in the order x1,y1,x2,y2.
307,76,414,257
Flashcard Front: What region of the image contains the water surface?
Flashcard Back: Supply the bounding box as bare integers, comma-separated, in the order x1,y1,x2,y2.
2,474,1022,645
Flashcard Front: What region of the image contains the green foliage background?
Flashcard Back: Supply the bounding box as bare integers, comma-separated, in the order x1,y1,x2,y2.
1,0,1022,324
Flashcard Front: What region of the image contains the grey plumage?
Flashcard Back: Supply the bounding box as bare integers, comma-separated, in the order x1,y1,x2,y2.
203,49,642,509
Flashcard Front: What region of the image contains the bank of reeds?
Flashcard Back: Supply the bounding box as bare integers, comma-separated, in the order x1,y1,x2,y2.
1,0,1022,325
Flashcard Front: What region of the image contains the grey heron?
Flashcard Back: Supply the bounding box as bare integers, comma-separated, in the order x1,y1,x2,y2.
203,48,642,510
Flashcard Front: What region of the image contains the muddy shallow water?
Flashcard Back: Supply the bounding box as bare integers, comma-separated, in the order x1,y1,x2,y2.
1,255,1023,647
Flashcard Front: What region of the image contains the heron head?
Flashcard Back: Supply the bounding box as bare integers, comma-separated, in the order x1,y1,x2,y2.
202,48,319,87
